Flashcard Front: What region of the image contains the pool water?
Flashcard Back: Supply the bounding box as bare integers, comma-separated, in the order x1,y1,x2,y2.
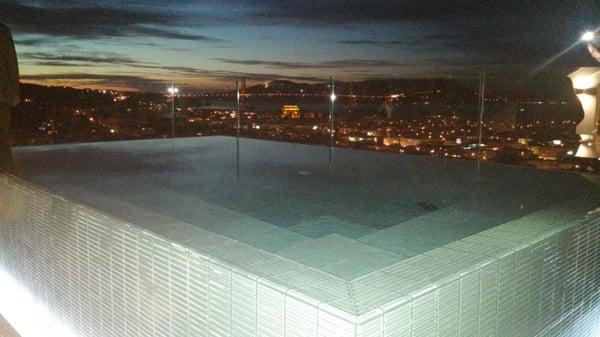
14,136,599,279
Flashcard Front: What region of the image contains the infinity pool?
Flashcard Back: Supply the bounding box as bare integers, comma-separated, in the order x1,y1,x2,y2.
13,136,598,279
3,136,599,337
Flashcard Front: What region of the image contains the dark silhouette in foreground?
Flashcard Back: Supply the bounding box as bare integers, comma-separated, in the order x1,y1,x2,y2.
0,22,19,173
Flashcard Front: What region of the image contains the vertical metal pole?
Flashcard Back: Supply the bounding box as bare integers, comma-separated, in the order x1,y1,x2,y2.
236,78,241,181
477,70,486,180
329,76,335,170
171,83,176,139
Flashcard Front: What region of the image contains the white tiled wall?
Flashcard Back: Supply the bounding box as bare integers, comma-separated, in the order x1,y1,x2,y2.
0,174,598,337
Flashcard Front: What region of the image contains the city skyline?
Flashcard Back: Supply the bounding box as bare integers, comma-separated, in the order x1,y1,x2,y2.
2,1,599,91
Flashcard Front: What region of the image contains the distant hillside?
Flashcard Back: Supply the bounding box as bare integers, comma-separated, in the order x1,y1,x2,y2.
19,82,164,107
246,78,477,104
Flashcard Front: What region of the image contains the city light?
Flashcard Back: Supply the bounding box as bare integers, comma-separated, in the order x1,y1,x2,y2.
169,84,179,139
11,76,596,170
581,31,595,42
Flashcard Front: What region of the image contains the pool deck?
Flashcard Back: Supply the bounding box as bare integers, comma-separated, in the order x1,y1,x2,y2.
0,315,20,337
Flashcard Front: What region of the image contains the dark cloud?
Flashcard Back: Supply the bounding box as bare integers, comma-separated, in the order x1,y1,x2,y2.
337,36,460,48
214,58,408,69
245,1,598,28
338,39,405,46
321,59,407,68
0,1,220,41
243,1,490,26
13,37,49,46
213,58,315,69
21,52,154,66
132,27,221,42
247,1,599,68
34,61,90,67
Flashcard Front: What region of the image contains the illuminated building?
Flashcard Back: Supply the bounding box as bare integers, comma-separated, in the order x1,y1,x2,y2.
383,137,424,147
281,105,301,119
529,145,567,160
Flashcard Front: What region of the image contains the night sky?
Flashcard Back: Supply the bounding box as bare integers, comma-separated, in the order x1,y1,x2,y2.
1,0,599,91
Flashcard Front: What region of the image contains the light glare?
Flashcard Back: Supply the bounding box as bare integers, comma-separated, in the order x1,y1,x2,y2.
0,268,78,337
572,76,597,90
582,31,595,42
